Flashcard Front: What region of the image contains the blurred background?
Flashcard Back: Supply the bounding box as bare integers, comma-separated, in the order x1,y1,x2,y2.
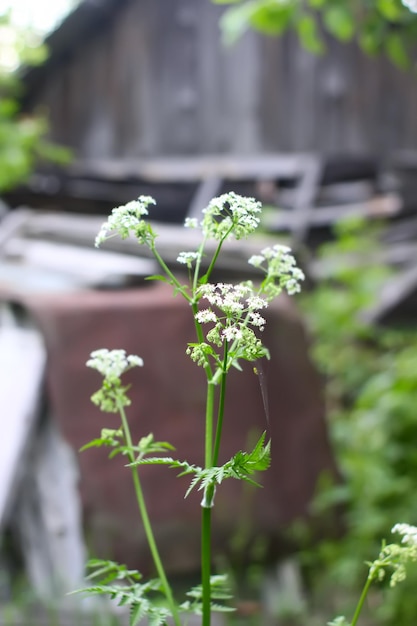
1,1,417,625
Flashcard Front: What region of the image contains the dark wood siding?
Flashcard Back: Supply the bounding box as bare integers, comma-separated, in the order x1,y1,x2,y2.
28,0,417,159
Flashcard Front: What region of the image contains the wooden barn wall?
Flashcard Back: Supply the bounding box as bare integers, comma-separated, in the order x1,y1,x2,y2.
34,0,417,159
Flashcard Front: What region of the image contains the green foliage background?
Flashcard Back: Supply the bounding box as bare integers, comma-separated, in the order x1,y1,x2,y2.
214,0,417,69
0,12,69,193
299,220,417,625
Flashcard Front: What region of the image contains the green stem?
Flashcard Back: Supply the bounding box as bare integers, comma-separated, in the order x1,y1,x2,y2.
201,379,216,626
202,230,232,285
212,343,228,466
205,381,216,469
201,506,212,626
118,403,181,626
350,574,374,626
193,238,207,293
151,244,192,303
191,302,214,382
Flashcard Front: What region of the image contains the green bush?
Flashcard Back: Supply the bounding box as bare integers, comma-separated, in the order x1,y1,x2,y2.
300,218,417,625
0,12,70,193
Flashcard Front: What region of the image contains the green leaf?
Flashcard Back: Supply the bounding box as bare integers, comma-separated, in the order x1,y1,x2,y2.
145,274,170,283
80,428,123,452
187,432,271,497
249,0,295,36
323,5,355,41
0,99,19,117
385,32,409,69
129,456,200,479
296,14,325,54
327,617,351,626
377,0,403,22
136,433,176,458
130,602,145,626
180,574,235,614
359,30,382,56
220,3,256,44
85,559,142,584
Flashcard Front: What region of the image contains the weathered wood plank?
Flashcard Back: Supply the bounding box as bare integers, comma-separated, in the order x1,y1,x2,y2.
13,417,87,599
361,263,417,325
23,0,417,158
0,322,45,530
3,238,157,282
8,209,284,276
264,193,402,232
69,153,317,182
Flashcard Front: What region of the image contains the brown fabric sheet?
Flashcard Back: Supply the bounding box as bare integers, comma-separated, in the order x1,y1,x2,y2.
7,282,337,573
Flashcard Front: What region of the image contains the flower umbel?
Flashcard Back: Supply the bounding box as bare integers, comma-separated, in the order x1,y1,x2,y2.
177,251,201,268
188,282,269,370
201,191,262,241
87,349,144,412
86,193,306,626
95,196,156,247
249,244,305,299
367,523,417,588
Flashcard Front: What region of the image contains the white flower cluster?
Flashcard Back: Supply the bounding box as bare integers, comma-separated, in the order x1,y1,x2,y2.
392,523,417,547
194,282,268,350
197,283,267,327
201,191,262,241
177,251,201,268
95,196,156,247
249,244,305,297
184,217,198,229
87,349,144,380
367,523,417,588
402,0,417,12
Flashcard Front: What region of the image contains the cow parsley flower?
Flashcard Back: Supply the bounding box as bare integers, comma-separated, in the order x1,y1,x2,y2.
222,325,243,342
246,295,268,310
87,349,144,379
366,523,417,588
392,523,417,546
195,309,218,324
248,312,266,330
192,282,270,367
177,251,201,268
87,349,144,412
403,0,417,13
248,244,305,299
95,196,156,247
184,217,199,228
197,283,251,315
201,192,262,241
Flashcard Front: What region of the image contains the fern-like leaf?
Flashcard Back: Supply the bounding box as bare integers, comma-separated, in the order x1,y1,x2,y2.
180,574,235,614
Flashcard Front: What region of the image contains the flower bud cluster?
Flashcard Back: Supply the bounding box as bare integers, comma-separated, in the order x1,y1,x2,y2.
87,349,144,412
368,523,417,588
95,196,156,247
249,244,305,298
187,282,269,368
177,251,202,268
197,282,267,332
87,349,144,378
201,191,262,241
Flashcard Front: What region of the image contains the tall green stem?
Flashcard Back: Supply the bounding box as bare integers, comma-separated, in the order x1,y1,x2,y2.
350,574,374,626
118,403,181,626
212,343,228,466
202,506,212,626
151,245,192,303
204,382,215,468
193,238,207,293
201,379,216,626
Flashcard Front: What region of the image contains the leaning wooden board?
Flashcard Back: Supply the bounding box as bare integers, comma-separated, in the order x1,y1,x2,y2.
0,321,46,530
